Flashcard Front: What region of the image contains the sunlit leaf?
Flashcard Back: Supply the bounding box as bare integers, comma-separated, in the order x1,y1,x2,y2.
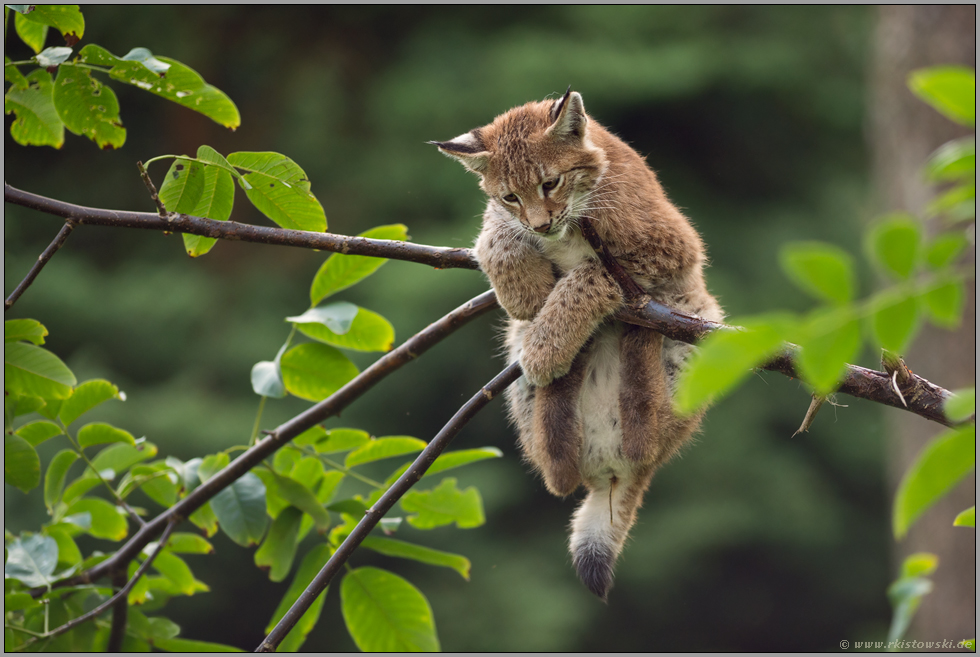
59,379,122,426
45,525,82,567
182,146,236,256
16,419,62,446
295,305,396,352
142,548,208,595
280,343,359,402
17,4,84,44
401,477,485,530
893,423,975,538
4,434,40,493
346,436,427,468
254,506,302,582
953,506,975,528
154,638,244,652
925,137,975,182
65,498,129,541
165,532,214,555
44,449,79,512
924,232,970,270
225,151,326,232
4,68,64,148
14,11,48,53
4,340,76,399
385,447,504,485
908,65,975,126
921,278,965,329
945,388,975,423
795,308,861,395
198,452,230,483
342,567,439,652
265,544,331,652
293,425,328,448
77,422,136,448
35,46,73,68
210,472,268,547
159,159,205,216
870,290,921,354
362,536,471,579
270,472,331,531
866,214,921,280
314,428,370,454
251,360,286,399
309,224,409,305
4,534,58,588
927,182,976,222
779,241,854,305
5,318,47,345
53,66,126,149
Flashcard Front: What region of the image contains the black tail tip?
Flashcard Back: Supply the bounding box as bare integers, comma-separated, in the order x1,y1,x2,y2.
573,547,614,601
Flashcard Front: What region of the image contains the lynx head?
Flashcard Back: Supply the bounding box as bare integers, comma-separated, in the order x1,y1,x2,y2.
431,89,608,239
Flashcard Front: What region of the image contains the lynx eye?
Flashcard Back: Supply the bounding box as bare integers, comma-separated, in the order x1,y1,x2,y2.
542,178,559,191
503,193,519,203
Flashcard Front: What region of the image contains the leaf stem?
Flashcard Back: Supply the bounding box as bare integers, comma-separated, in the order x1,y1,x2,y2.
62,427,146,528
250,396,267,446
309,451,385,489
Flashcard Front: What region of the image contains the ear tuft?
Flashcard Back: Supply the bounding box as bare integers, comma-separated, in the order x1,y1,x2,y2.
546,89,587,143
431,130,490,173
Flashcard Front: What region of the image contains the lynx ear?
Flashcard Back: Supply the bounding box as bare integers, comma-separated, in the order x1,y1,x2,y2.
429,130,490,174
546,88,587,143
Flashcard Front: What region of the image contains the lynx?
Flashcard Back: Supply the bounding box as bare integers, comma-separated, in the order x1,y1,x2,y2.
432,89,723,600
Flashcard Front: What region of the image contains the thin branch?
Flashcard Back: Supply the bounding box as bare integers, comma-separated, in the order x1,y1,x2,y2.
4,183,479,271
18,521,176,650
136,161,168,218
30,290,500,596
256,362,522,652
106,568,129,652
4,221,74,312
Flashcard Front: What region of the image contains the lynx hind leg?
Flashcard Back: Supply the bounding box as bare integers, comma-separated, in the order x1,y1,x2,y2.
619,324,671,464
570,464,656,600
531,348,590,497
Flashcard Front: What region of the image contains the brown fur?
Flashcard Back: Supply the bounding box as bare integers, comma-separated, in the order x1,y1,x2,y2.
433,90,723,598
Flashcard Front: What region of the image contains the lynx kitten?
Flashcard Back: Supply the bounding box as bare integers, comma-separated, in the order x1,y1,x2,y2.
432,89,723,599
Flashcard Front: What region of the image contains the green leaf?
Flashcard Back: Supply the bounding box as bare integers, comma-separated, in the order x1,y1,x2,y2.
866,214,921,280
309,224,409,305
254,506,302,583
91,441,158,476
225,151,326,231
795,308,862,395
159,159,205,216
893,423,975,538
3,534,58,588
4,340,76,399
198,452,230,483
154,638,244,653
270,473,331,531
35,396,63,420
385,447,504,485
314,428,370,454
870,291,921,354
346,436,427,468
143,548,208,595
901,552,938,578
251,360,286,399
52,66,126,149
210,472,268,547
953,506,975,528
77,45,240,129
295,305,396,353
65,498,129,541
401,477,485,530
341,567,439,652
4,434,40,493
35,46,73,68
127,608,181,643
59,379,122,427
181,146,236,256
265,544,331,652
5,319,47,345
778,241,854,305
14,11,48,53
887,574,933,643
674,314,796,414
4,68,64,148
925,137,975,182
44,525,81,567
924,232,970,270
77,422,136,448
945,388,975,423
908,65,975,126
16,419,63,446
122,463,179,508
44,526,82,567
317,471,345,504
165,532,214,555
280,343,359,402
189,503,219,537
44,449,79,512
927,182,976,222
288,302,359,335
293,425,328,448
362,536,471,580
5,55,30,89
18,4,84,43
921,279,965,329
5,591,41,612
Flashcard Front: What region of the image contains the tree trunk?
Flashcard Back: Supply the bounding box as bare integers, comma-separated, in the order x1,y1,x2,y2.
870,4,975,647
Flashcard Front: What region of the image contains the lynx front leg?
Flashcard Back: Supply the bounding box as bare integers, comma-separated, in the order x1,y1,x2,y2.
618,324,671,464
531,347,590,496
521,259,621,387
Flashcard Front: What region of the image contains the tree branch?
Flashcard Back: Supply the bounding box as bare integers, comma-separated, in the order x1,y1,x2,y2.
4,221,75,312
256,362,522,652
30,290,500,597
4,183,479,271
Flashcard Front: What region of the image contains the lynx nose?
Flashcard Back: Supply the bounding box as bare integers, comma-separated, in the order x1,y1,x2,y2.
533,222,552,234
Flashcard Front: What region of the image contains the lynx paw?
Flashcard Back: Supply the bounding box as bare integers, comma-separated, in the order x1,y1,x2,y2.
520,326,573,387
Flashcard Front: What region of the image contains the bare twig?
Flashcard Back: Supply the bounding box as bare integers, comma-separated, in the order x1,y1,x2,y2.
106,568,130,652
4,183,479,271
793,395,826,437
256,362,522,652
4,221,74,312
30,290,500,597
136,161,168,218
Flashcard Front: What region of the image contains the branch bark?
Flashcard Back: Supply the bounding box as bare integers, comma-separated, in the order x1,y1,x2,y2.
4,221,74,312
256,363,521,652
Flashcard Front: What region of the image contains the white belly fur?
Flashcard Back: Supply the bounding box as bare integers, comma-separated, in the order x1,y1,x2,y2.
577,322,629,483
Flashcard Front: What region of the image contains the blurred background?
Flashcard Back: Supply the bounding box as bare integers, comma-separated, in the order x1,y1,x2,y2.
4,6,973,651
